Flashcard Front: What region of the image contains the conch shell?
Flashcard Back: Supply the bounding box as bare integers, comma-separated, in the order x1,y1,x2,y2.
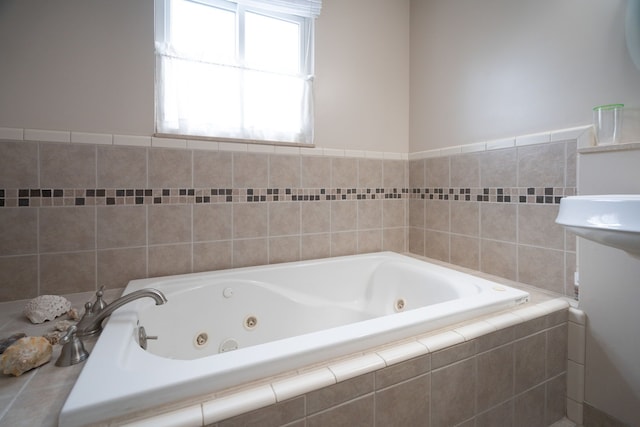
23,295,72,324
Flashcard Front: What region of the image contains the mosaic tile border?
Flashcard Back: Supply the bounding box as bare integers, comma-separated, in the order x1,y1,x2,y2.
0,186,576,207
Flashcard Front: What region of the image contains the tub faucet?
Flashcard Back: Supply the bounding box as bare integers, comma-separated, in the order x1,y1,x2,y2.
76,288,167,338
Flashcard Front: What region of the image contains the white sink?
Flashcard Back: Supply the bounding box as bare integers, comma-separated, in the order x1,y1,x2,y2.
556,195,640,256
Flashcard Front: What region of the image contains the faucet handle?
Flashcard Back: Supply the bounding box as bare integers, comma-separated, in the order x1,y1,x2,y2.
90,286,108,314
55,325,89,367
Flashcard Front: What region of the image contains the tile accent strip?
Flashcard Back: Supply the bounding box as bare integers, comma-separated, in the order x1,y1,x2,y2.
0,186,576,207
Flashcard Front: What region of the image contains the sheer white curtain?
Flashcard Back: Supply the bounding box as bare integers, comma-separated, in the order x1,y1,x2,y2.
155,0,321,144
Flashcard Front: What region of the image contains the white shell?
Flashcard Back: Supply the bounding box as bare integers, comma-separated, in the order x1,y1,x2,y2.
23,295,72,324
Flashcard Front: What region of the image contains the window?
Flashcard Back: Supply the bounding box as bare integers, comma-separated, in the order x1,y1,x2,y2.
155,0,321,144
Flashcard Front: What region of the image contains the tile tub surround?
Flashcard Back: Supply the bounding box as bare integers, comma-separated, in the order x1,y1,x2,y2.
408,139,578,297
0,139,409,302
0,261,572,427
1,132,580,302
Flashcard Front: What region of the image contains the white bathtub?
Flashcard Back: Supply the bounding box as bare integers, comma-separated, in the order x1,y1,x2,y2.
59,252,529,426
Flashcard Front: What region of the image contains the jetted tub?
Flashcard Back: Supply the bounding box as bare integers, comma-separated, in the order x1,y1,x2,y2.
59,252,529,426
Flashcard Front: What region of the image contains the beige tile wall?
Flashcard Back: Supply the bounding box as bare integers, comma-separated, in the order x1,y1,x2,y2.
208,308,568,427
408,140,578,297
0,140,408,302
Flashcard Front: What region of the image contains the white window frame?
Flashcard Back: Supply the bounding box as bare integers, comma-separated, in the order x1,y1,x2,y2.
154,0,317,145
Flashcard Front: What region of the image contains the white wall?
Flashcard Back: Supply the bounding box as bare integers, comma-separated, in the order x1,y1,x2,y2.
0,0,410,153
410,0,640,150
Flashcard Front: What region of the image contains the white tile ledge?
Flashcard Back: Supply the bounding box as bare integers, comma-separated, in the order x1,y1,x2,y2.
410,125,591,160
0,126,409,160
112,298,569,426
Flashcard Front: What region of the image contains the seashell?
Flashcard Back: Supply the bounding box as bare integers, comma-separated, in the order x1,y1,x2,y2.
67,307,81,321
23,295,72,324
0,333,27,354
43,331,65,346
1,336,52,376
54,320,75,332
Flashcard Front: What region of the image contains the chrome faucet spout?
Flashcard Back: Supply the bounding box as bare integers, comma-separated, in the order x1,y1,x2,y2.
76,288,167,337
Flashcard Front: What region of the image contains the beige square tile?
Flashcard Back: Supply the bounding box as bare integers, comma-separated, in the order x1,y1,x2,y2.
269,236,300,264
307,395,373,427
0,141,38,188
425,157,449,187
375,374,430,427
425,199,449,232
97,247,147,289
301,201,330,234
0,208,37,256
148,148,192,188
193,241,232,272
97,206,146,249
425,230,449,262
233,203,268,238
218,396,304,427
382,227,406,253
450,153,480,188
514,332,546,394
358,158,382,188
566,140,577,187
514,383,545,427
39,207,96,252
476,399,513,427
148,244,191,277
547,324,568,378
40,251,96,294
408,227,425,257
307,374,374,415
517,142,565,187
232,238,268,268
480,203,516,242
383,159,406,189
357,229,382,254
518,204,564,250
301,156,330,188
269,154,300,189
431,358,476,426
376,355,431,390
450,201,479,237
477,344,514,412
383,199,404,228
331,201,357,232
408,159,425,188
301,233,330,260
331,231,357,257
40,143,96,188
546,374,567,425
358,199,382,229
148,205,192,245
480,148,517,188
269,202,300,236
450,235,479,271
233,152,268,189
409,199,425,228
194,150,232,188
331,157,357,189
432,340,475,370
0,255,38,301
193,203,232,241
517,246,564,294
97,145,147,189
480,240,517,281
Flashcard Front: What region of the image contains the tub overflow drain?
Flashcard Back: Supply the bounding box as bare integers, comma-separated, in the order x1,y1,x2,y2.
395,298,406,312
194,332,208,348
244,315,258,330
